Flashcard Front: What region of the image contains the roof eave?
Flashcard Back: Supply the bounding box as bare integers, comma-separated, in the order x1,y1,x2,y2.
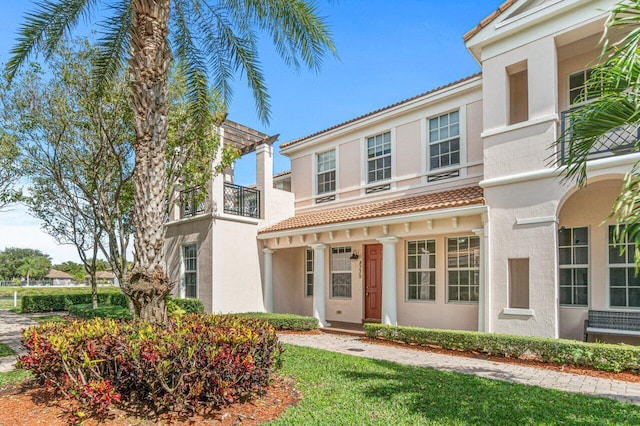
257,204,487,240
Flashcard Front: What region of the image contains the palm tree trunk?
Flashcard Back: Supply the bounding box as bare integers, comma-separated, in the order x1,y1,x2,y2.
126,0,173,323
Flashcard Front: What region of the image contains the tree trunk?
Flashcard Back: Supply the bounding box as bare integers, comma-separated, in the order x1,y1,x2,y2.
90,275,98,309
126,0,174,323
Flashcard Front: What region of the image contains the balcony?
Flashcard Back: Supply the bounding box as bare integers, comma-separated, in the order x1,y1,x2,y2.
223,183,260,219
559,106,639,164
180,186,206,218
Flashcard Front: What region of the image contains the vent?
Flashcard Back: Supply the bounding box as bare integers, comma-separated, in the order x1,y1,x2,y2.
427,170,460,182
365,184,391,194
315,194,336,204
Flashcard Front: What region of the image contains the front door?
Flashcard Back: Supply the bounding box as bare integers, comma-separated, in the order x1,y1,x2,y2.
364,244,382,321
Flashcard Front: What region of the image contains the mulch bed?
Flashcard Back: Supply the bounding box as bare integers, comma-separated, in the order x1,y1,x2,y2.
0,376,300,426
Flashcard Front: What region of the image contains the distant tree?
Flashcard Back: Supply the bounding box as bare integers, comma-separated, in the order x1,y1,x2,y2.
0,248,51,280
18,256,50,286
0,131,21,211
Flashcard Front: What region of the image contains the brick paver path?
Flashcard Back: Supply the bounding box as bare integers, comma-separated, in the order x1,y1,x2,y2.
278,332,640,405
0,310,37,373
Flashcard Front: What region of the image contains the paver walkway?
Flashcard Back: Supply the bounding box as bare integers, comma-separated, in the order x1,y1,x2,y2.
0,310,37,373
278,332,640,405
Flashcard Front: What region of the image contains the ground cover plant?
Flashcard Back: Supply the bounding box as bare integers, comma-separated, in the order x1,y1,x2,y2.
365,324,640,373
18,314,282,419
233,312,318,330
0,342,14,357
0,370,30,388
273,344,640,425
68,303,133,320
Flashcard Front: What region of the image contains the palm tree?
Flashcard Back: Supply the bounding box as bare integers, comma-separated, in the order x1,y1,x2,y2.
556,0,640,263
7,0,335,323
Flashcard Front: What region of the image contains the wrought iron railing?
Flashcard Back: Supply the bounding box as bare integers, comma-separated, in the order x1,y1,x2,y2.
559,106,639,164
180,186,206,218
223,183,260,219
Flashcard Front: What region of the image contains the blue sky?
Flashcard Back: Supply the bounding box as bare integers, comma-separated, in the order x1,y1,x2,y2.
0,0,503,263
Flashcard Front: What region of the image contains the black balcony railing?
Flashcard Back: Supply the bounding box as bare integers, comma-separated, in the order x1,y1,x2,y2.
223,183,260,219
559,106,639,164
180,186,206,218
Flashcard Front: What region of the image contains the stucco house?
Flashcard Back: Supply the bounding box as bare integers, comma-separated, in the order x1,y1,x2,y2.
165,0,640,342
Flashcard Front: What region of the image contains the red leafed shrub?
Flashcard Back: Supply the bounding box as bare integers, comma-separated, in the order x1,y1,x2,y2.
18,314,282,416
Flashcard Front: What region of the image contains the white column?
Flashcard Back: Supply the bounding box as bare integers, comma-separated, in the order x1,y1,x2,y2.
310,243,330,327
377,236,399,326
256,143,273,220
473,228,486,332
263,248,275,313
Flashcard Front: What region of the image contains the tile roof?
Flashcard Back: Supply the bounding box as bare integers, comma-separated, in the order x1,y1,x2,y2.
259,186,484,234
462,0,518,42
280,73,482,150
273,170,291,179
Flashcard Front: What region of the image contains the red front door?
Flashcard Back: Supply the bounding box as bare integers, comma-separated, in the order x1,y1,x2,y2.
364,244,382,321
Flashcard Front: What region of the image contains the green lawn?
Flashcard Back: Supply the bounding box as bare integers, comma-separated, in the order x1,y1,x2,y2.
0,370,31,388
270,344,640,425
0,343,14,357
0,286,121,298
32,314,66,324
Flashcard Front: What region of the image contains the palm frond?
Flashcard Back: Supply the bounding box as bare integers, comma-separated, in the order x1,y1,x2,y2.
93,0,132,97
6,0,97,82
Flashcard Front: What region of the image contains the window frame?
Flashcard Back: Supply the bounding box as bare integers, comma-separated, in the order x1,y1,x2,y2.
366,131,392,184
182,243,198,299
305,248,314,298
558,226,589,307
428,110,461,171
316,149,336,196
446,235,480,303
608,225,640,309
406,239,436,302
568,68,599,107
330,246,352,299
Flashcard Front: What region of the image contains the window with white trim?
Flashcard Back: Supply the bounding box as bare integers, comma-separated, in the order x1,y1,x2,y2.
183,244,197,298
316,150,336,194
569,69,598,106
367,131,391,183
447,236,479,302
331,246,352,298
608,225,640,308
305,249,314,298
429,111,460,170
558,227,589,306
407,240,436,301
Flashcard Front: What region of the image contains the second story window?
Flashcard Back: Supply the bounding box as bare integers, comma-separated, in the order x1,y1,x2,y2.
180,186,205,218
367,131,391,183
569,69,598,106
317,150,336,194
429,111,460,170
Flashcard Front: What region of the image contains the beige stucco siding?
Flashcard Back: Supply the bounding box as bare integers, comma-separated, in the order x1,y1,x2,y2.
395,120,422,179
338,139,361,193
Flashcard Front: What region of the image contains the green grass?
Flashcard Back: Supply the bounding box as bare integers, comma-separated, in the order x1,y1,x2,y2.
0,342,14,357
0,286,121,298
270,345,640,425
0,370,31,388
32,314,66,324
0,298,18,309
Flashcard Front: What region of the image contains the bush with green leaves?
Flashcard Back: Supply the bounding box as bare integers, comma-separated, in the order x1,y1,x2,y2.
168,297,204,314
232,312,318,330
21,291,128,313
364,323,640,373
18,315,282,416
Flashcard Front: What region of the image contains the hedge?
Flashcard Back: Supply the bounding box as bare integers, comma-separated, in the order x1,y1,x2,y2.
232,312,318,330
68,303,133,320
21,291,128,313
19,315,282,417
364,323,640,373
168,297,204,314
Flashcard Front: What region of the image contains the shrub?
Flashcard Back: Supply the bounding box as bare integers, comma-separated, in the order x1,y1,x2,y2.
364,323,640,373
18,315,282,416
68,303,133,320
168,297,204,314
21,291,128,313
232,312,318,330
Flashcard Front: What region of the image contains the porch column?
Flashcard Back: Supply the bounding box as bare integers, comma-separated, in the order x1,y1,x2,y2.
473,228,486,332
310,243,330,327
377,236,399,326
262,248,275,313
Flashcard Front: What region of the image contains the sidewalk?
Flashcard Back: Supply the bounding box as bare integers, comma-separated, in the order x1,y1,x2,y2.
278,332,640,405
0,310,37,373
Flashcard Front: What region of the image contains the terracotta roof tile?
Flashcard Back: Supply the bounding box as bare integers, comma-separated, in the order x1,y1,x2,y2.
259,186,484,234
462,0,518,42
273,170,291,179
280,73,481,150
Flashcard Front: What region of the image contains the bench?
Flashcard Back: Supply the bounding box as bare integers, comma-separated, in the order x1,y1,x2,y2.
583,310,640,341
